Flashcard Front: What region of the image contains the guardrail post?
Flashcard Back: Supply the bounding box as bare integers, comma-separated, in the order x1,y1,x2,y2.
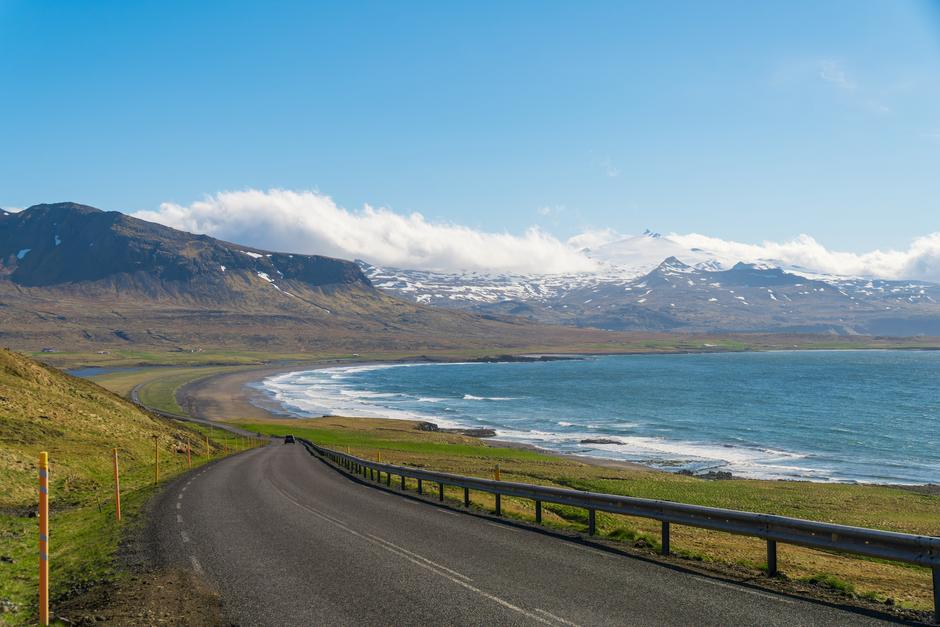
38,451,49,626
495,494,501,516
535,500,542,524
464,487,470,508
401,474,405,490
439,482,444,502
386,472,391,487
767,540,777,576
661,521,670,555
588,509,596,535
417,478,423,494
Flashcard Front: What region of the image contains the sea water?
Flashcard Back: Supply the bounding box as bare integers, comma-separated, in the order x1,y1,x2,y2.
259,351,940,484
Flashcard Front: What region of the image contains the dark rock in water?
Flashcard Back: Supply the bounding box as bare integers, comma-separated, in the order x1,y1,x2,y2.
440,428,497,438
414,422,495,437
580,438,621,445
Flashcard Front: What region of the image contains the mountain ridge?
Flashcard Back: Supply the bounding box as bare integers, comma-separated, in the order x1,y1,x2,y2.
0,202,625,352
361,252,940,336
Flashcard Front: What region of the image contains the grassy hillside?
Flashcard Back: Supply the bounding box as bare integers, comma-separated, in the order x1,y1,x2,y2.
240,417,940,612
0,349,239,625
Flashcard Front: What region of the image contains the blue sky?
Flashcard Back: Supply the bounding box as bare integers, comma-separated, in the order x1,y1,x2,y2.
1,1,939,257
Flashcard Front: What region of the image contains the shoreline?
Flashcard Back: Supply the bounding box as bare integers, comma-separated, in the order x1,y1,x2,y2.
174,356,940,488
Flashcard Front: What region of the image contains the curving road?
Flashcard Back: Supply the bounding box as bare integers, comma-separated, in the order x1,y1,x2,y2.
151,443,899,626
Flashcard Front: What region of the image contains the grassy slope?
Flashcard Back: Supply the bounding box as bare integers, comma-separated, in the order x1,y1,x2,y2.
0,349,244,624
240,417,940,610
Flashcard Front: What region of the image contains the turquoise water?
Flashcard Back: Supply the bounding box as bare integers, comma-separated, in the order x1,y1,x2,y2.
261,351,940,484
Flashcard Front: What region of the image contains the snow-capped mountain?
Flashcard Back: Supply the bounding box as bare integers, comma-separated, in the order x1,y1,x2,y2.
360,231,940,336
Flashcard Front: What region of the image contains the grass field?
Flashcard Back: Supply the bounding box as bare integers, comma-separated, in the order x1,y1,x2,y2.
92,366,249,415
238,417,940,611
0,349,255,625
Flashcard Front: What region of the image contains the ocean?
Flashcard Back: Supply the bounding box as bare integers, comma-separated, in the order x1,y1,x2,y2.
258,351,940,484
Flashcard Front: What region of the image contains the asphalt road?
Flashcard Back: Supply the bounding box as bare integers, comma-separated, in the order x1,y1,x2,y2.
151,443,901,626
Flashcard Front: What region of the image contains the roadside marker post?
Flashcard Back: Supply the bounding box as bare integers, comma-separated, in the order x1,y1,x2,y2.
112,448,121,522
205,435,210,460
494,464,501,481
38,452,49,626
187,441,192,469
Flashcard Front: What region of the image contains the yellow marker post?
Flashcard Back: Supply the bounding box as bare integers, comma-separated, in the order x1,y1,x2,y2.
205,435,210,460
187,441,192,469
153,436,159,485
38,452,49,626
494,464,501,481
112,449,121,522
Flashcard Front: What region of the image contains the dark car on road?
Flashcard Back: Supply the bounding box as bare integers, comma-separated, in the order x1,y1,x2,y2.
284,434,295,444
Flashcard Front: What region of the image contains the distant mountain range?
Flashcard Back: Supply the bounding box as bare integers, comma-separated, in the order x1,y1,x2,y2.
0,203,616,352
361,231,940,336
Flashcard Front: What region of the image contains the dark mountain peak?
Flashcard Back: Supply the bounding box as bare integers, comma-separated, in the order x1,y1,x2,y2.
642,229,662,239
20,202,106,221
0,200,370,291
718,262,803,287
657,256,692,271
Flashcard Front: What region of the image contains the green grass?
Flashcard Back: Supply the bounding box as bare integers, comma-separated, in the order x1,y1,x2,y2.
238,416,940,610
0,349,245,625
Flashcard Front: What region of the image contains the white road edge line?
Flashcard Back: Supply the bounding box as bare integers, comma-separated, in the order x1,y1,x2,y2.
176,502,181,510
485,521,522,533
190,555,203,575
695,576,796,605
270,481,574,627
180,530,190,543
536,608,581,627
177,514,183,524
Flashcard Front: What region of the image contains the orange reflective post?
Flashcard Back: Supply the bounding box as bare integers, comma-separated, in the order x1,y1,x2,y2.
494,464,501,481
38,452,49,625
112,448,121,522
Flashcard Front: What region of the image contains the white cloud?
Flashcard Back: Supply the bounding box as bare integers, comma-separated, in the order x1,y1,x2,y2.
668,232,940,283
134,189,599,274
818,59,855,90
566,228,622,251
135,189,940,282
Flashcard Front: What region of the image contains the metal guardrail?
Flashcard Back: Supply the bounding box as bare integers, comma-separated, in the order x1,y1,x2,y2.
299,437,940,620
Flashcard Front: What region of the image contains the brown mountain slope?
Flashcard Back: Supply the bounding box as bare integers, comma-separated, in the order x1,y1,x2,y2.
0,203,621,353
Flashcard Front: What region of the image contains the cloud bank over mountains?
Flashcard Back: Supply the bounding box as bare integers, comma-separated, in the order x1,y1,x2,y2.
133,189,940,282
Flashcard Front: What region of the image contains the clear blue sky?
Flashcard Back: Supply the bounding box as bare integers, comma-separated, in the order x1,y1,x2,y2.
1,1,938,251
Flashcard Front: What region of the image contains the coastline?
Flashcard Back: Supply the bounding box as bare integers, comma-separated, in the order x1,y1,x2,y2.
177,359,659,474
175,355,940,487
